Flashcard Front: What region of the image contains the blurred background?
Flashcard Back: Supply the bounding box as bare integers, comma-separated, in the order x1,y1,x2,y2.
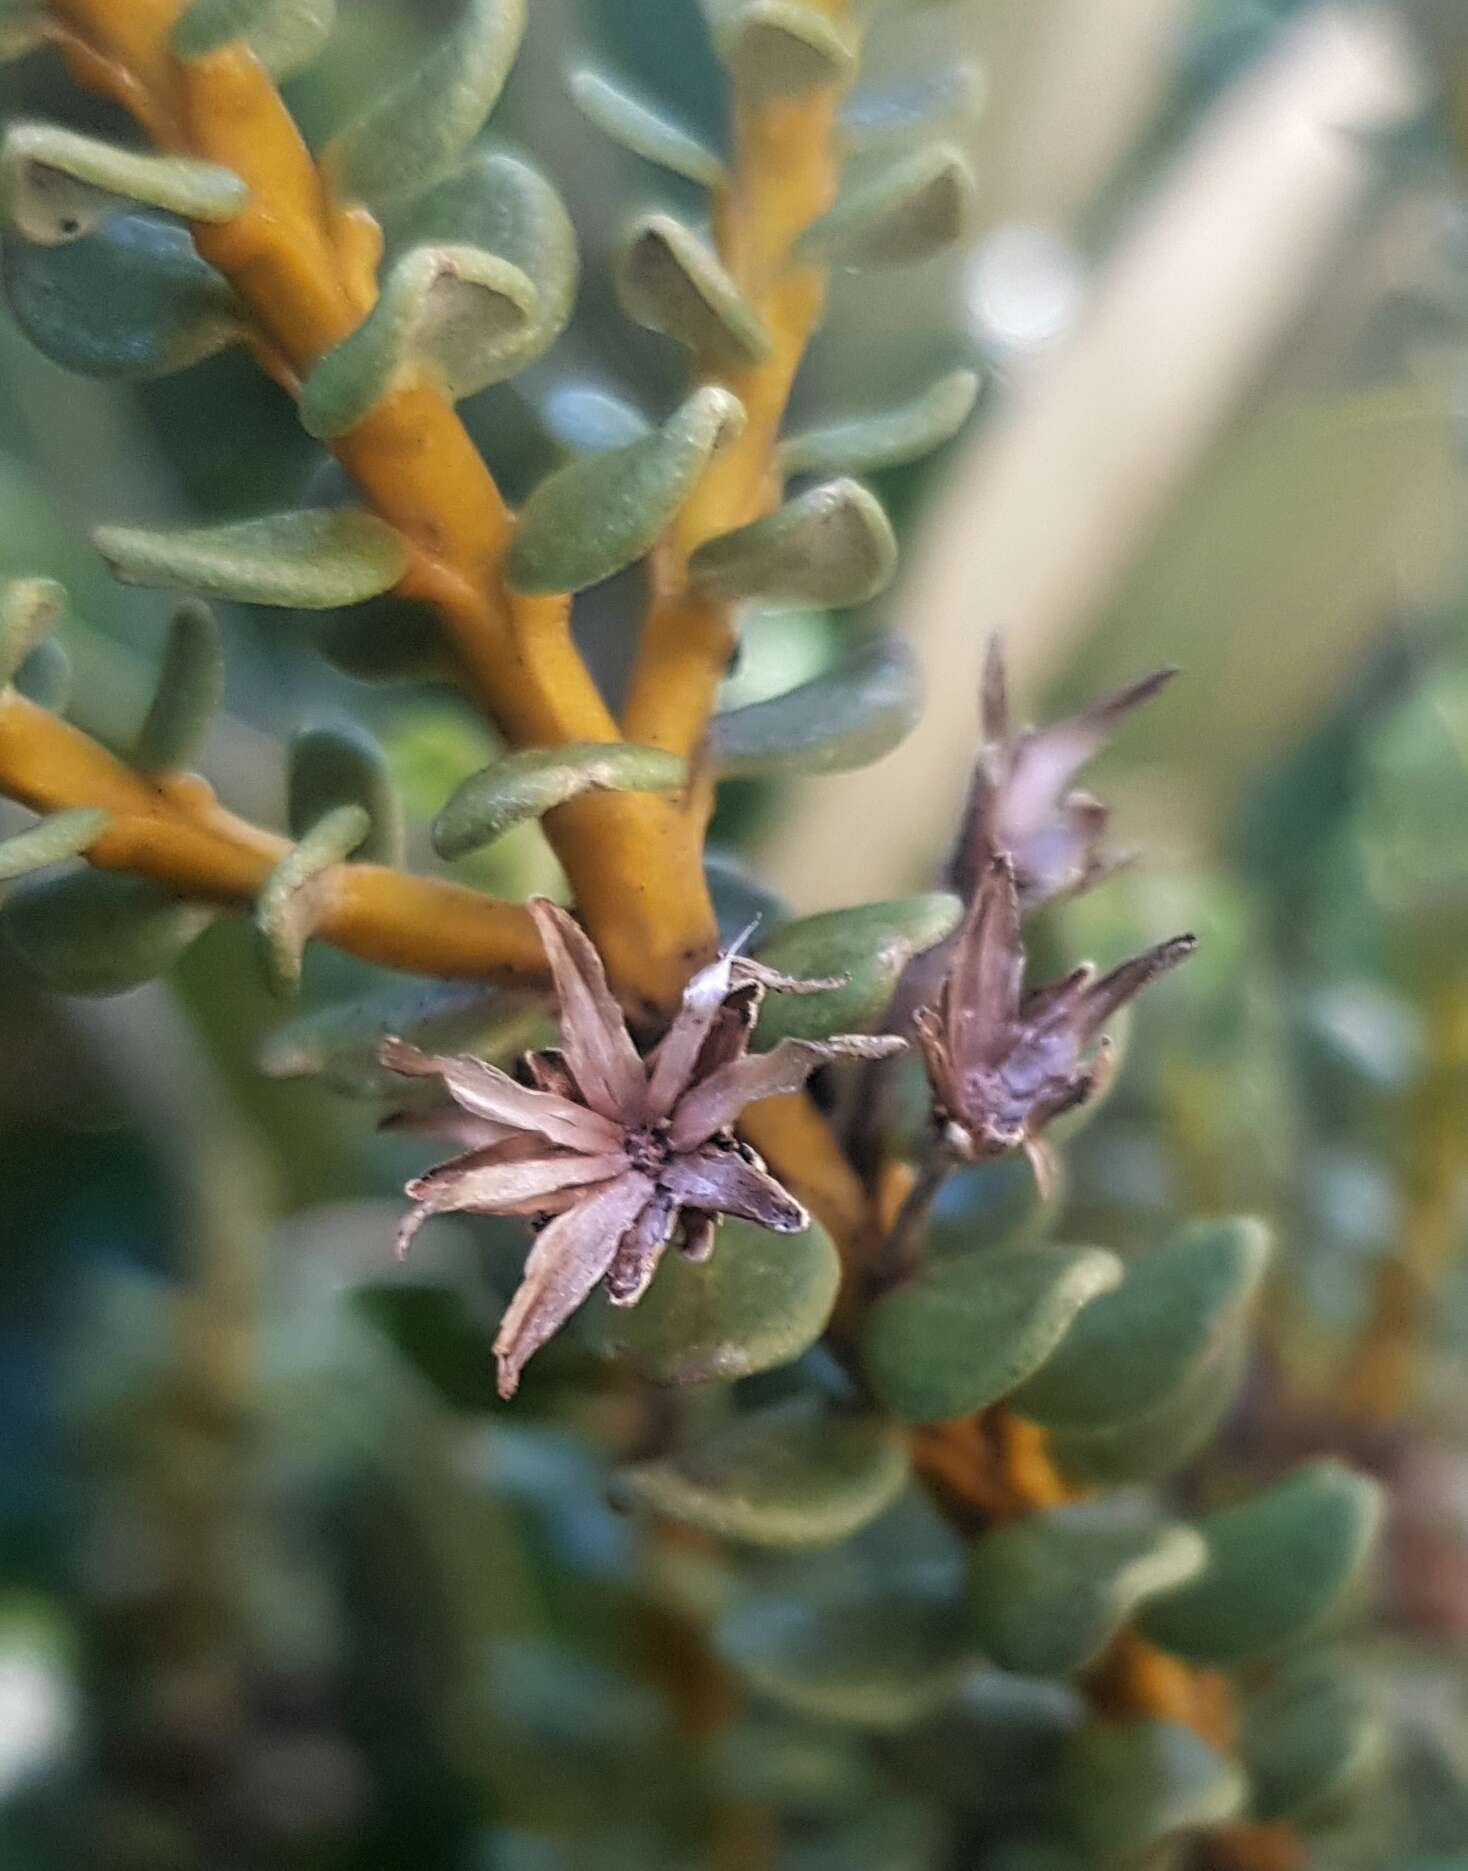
4,1,1468,1865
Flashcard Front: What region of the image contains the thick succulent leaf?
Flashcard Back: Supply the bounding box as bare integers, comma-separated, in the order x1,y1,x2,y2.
1,869,214,995
0,808,110,882
384,152,577,317
779,369,979,477
4,212,241,380
614,1402,909,1548
1138,1461,1383,1665
710,1717,870,1812
753,894,960,1047
130,602,223,774
507,386,742,595
570,68,726,186
301,244,539,438
13,637,68,709
94,508,410,609
1012,1217,1272,1428
862,1242,1122,1423
255,804,370,995
1044,1327,1248,1486
583,1215,839,1385
434,743,686,859
311,590,449,684
615,214,771,364
711,637,922,777
713,1,857,102
260,978,543,1096
1056,1720,1246,1858
2,123,247,245
842,65,986,148
290,722,405,866
1242,1654,1382,1823
890,1673,1085,1822
965,1501,1206,1678
687,479,896,608
173,0,337,78
323,0,527,206
800,143,976,269
0,576,64,686
715,1583,976,1729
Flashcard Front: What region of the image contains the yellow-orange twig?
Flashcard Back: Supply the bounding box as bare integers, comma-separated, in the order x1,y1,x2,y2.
0,692,546,983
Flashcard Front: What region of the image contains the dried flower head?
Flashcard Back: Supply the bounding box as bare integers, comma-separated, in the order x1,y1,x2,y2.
382,899,903,1397
951,637,1177,912
915,856,1196,1193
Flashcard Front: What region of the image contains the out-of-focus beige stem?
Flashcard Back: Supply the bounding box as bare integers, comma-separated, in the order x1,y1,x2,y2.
765,5,1422,907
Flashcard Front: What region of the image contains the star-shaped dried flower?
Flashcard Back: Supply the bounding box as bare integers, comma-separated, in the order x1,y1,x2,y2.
951,637,1177,912
914,856,1196,1193
381,899,904,1397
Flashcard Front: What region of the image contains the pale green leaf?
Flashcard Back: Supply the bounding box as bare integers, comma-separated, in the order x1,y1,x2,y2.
710,637,922,777
323,0,527,205
800,143,976,269
2,122,247,245
965,1501,1206,1677
130,602,223,774
615,213,770,365
753,893,961,1046
1138,1462,1383,1664
615,1402,909,1548
94,508,410,610
507,386,742,595
13,637,69,710
570,68,726,186
687,479,896,608
779,369,979,477
1,869,214,995
0,808,110,882
4,212,241,380
433,742,686,859
290,722,405,866
173,0,337,78
1243,1655,1382,1823
255,804,370,996
862,1243,1122,1423
0,576,65,686
714,1,857,102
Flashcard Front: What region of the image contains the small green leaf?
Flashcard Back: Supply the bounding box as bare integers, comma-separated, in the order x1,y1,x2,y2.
1057,1720,1246,1858
842,65,986,149
688,479,896,608
1243,1655,1381,1823
965,1501,1206,1678
1044,1328,1248,1486
862,1243,1122,1424
753,894,960,1046
711,637,922,777
615,214,771,365
173,0,337,78
255,804,370,996
94,509,410,610
1012,1218,1272,1428
891,1673,1084,1822
570,68,726,186
434,742,686,860
0,577,65,686
323,0,526,206
715,1,857,102
1138,1462,1383,1665
716,1584,975,1728
507,386,743,596
779,369,979,477
4,212,241,380
800,143,976,269
1,870,214,995
260,978,544,1096
130,602,223,774
13,637,69,710
614,1402,909,1548
289,722,405,867
301,244,539,438
2,122,247,245
0,809,110,882
584,1215,839,1386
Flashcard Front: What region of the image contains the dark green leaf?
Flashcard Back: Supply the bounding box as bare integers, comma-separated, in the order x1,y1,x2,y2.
290,722,405,866
433,742,686,859
711,637,921,777
1,869,214,995
1057,1720,1245,1857
130,602,223,774
1243,1654,1382,1822
753,894,961,1045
